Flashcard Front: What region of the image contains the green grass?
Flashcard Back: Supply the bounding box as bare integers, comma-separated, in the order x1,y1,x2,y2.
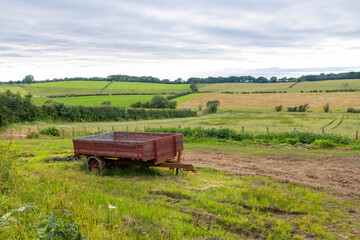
106,82,190,91
0,85,29,95
172,93,204,104
1,139,359,239
7,110,360,139
27,81,109,89
22,81,190,96
198,79,360,93
32,95,165,107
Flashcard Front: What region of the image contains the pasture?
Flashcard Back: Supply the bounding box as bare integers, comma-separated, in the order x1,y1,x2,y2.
198,79,360,93
32,95,162,107
5,110,360,138
0,85,29,95
1,137,359,239
22,81,191,96
178,92,360,111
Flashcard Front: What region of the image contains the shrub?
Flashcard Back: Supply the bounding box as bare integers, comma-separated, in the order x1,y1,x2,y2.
101,101,111,105
323,103,330,113
313,139,336,148
285,138,299,145
287,106,298,112
205,100,220,113
275,105,283,112
26,131,39,139
35,215,86,239
298,103,310,112
39,127,61,137
287,104,310,112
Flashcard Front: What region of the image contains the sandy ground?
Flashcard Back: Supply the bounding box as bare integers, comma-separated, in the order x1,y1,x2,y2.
183,150,360,195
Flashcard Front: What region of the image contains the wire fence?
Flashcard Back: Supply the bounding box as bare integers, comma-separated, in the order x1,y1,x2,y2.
1,124,359,140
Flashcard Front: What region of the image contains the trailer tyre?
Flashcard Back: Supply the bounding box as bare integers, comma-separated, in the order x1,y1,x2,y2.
87,156,105,172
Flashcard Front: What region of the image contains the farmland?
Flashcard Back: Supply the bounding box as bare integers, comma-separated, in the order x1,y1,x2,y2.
23,81,191,96
178,92,360,110
1,135,360,239
32,95,164,107
0,85,29,95
4,110,360,139
198,79,360,93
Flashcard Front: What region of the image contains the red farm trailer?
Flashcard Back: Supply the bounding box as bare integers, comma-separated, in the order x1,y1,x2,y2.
72,131,196,174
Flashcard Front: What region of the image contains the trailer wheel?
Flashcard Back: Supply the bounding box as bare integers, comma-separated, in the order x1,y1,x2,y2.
87,156,105,172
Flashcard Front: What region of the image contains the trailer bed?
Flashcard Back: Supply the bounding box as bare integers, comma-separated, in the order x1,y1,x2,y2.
73,131,184,165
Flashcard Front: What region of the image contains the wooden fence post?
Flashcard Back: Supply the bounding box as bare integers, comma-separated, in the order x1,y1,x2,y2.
266,127,269,133
322,129,325,134
179,125,181,129
112,126,114,131
356,130,358,140
127,126,129,131
72,127,75,137
294,128,296,132
242,126,244,132
98,126,100,132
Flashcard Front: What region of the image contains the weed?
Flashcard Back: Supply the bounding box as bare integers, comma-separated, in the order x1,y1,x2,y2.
39,126,61,137
313,139,336,148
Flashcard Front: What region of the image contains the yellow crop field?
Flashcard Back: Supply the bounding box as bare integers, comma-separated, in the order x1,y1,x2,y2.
198,79,360,93
178,92,360,110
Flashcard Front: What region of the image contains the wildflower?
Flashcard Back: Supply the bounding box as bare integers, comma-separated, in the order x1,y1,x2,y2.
107,202,116,209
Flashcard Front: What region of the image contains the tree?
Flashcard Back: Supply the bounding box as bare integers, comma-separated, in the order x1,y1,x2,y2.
151,95,170,108
323,103,330,113
22,75,34,83
190,83,198,92
206,100,220,113
274,105,282,112
269,77,277,83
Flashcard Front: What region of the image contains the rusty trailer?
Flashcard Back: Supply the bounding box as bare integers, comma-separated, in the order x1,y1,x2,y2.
72,131,196,174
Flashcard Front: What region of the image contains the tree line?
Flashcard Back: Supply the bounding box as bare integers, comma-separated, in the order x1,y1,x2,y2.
0,90,197,127
3,71,360,85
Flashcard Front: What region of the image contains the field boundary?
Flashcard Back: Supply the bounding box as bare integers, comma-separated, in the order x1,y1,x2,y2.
101,81,113,92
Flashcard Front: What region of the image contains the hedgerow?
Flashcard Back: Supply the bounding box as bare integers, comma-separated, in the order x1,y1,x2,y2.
0,90,197,127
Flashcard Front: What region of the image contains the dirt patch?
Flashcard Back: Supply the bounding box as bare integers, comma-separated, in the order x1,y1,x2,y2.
183,150,360,195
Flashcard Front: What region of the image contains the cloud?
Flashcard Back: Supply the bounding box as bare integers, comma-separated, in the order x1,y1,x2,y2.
0,0,359,80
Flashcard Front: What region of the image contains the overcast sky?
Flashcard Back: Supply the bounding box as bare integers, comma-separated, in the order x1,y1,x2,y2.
0,0,359,81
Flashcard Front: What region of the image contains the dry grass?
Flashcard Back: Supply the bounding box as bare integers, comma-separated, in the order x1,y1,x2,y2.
178,92,360,110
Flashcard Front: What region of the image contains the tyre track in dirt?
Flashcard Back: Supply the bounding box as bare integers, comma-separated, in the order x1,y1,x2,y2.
183,150,360,195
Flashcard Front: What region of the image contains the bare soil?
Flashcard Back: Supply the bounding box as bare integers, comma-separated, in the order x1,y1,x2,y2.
183,150,360,195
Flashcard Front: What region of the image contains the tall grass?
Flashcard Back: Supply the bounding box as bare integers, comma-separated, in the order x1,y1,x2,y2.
0,142,16,193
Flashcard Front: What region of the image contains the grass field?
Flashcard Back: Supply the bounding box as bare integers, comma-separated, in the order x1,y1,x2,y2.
5,111,360,139
105,82,190,92
23,81,190,96
178,92,360,110
1,138,359,239
32,95,163,107
0,85,29,95
198,79,360,93
172,93,204,104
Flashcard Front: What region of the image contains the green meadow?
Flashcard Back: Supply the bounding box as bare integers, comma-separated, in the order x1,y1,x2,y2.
0,85,29,95
23,81,191,96
1,138,359,239
7,110,360,139
32,95,164,107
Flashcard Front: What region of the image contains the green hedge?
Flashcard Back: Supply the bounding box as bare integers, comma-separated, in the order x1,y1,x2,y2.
0,90,197,127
